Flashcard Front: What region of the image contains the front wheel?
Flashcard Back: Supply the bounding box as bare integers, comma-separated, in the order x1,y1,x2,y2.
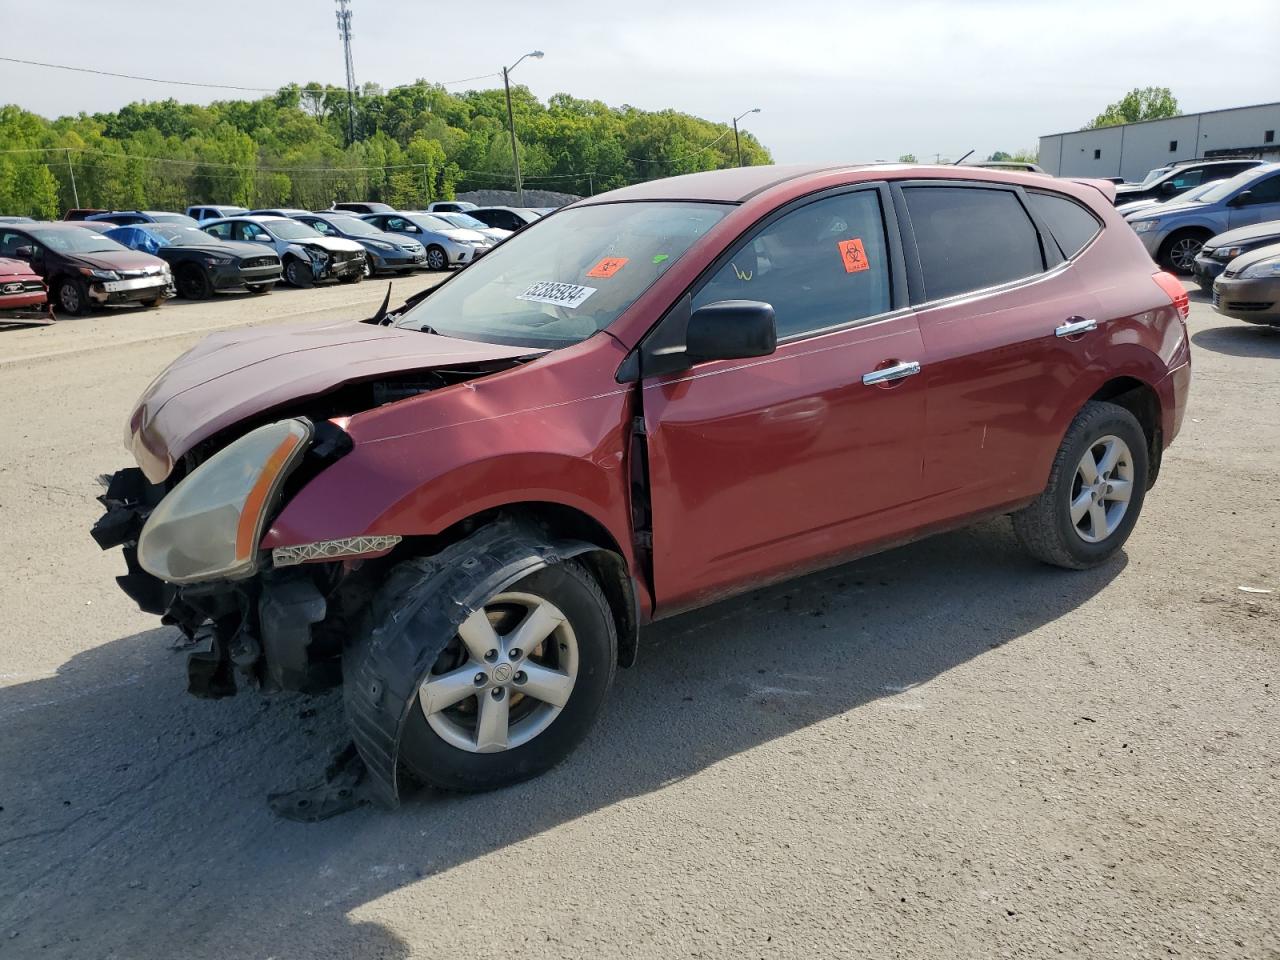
176,264,211,300
283,257,313,288
424,245,448,271
1012,401,1149,569
396,560,617,792
1159,230,1208,274
55,276,89,316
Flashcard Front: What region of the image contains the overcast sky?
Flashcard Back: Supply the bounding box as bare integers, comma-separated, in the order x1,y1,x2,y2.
5,0,1279,163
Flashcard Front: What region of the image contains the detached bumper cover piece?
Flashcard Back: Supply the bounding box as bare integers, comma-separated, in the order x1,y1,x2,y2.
345,518,599,808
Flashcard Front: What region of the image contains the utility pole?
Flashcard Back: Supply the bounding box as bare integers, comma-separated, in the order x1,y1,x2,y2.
501,51,543,207
66,149,79,208
731,108,761,167
335,0,357,146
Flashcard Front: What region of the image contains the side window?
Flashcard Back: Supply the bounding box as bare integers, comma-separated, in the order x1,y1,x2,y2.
693,190,892,339
1026,192,1102,259
902,186,1045,302
1169,169,1204,189
1,231,33,257
237,223,265,242
385,217,406,231
203,222,232,240
1241,175,1280,205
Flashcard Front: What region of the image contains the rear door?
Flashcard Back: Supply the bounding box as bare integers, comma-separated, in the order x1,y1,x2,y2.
644,185,928,613
1227,171,1280,229
894,181,1103,519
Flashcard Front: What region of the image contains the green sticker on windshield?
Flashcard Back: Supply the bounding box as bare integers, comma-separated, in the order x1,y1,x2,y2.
652,254,669,264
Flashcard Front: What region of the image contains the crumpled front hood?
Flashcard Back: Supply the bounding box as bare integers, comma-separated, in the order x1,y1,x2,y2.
70,250,168,273
126,318,544,482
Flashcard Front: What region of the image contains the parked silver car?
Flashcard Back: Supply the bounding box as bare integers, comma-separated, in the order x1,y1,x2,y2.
426,211,513,245
1212,243,1280,326
1192,220,1280,291
201,216,366,287
1127,164,1280,272
359,212,493,270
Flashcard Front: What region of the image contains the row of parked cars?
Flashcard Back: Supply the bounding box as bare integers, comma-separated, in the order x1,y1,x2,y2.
1107,159,1280,326
0,201,548,320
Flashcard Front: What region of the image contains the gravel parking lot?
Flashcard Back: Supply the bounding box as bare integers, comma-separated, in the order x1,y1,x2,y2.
1,281,1276,959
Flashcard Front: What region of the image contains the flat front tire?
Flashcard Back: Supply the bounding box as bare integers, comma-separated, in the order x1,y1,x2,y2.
397,560,616,792
1012,401,1149,569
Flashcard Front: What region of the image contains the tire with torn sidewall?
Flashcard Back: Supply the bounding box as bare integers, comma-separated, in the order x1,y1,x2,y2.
343,517,611,808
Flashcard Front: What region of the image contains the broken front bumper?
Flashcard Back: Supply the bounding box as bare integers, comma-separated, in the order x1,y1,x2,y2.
92,466,339,698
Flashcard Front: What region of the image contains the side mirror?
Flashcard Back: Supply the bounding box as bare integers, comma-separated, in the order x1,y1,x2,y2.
686,300,777,363
255,234,273,242
1160,181,1178,195
1227,190,1253,208
13,245,35,259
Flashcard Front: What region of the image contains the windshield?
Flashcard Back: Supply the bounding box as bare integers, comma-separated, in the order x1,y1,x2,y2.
152,225,221,245
29,227,126,254
265,220,323,240
1171,181,1217,204
411,214,453,231
394,201,729,348
442,213,488,229
1197,169,1270,205
326,215,382,236
1140,166,1172,186
149,213,198,225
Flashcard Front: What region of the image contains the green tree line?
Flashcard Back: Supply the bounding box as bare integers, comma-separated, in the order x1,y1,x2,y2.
0,81,772,218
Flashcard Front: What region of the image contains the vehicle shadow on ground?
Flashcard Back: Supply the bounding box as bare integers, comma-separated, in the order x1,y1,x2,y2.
1191,322,1280,358
0,519,1124,958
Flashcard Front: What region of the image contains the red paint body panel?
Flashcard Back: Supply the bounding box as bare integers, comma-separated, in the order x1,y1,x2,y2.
642,315,926,612
126,164,1192,627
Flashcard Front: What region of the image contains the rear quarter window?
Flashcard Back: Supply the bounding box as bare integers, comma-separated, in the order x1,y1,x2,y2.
902,185,1045,302
1026,191,1102,259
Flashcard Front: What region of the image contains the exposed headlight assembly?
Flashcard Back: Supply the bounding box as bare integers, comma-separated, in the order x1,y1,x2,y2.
81,267,120,281
1239,258,1280,279
138,419,313,583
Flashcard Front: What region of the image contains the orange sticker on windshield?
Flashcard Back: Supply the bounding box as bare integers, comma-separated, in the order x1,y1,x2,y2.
837,238,869,273
586,257,629,278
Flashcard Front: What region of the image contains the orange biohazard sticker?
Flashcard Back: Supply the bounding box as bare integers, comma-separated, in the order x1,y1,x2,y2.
837,238,870,273
586,257,629,278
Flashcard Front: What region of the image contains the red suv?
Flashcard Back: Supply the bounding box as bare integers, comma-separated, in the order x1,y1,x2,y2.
94,164,1191,806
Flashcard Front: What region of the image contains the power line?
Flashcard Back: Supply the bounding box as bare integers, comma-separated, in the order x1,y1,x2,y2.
623,127,734,164
0,55,504,95
0,57,277,93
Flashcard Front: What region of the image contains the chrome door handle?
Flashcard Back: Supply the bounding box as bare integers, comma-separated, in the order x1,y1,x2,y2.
862,361,921,386
1055,317,1097,337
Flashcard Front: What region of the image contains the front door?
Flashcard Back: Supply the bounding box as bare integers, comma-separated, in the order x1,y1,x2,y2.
1227,172,1280,229
642,187,927,613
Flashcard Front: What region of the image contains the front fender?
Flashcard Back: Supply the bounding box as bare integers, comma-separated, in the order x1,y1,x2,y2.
345,517,599,807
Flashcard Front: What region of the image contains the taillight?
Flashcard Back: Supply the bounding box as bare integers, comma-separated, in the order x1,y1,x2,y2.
1152,271,1190,321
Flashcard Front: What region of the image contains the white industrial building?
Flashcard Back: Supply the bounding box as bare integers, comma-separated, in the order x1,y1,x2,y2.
1038,101,1280,181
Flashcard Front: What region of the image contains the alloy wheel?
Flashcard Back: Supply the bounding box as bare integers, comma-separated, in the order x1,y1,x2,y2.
426,248,447,270
1169,237,1202,272
1069,434,1134,543
59,281,81,313
418,592,579,753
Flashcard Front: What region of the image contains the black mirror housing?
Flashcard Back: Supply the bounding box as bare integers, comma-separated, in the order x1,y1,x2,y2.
1160,181,1177,195
686,300,777,363
13,245,35,259
1228,190,1252,208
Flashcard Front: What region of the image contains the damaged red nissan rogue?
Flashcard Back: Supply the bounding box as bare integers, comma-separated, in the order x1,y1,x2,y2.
93,164,1191,807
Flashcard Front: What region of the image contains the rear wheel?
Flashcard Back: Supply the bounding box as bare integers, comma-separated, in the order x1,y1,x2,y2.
424,245,448,271
1159,230,1209,274
55,276,89,316
1012,401,1149,569
176,264,212,300
397,560,617,792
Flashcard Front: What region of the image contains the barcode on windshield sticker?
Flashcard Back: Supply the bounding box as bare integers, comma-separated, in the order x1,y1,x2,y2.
517,281,597,308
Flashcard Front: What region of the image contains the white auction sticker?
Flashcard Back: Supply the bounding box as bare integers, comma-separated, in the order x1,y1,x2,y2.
517,281,597,309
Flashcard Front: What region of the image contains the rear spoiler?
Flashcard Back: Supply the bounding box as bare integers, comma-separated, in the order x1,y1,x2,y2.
1068,178,1117,204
